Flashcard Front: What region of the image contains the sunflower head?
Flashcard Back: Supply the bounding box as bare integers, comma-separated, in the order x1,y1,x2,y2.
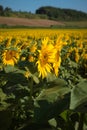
2,49,19,66
36,39,56,79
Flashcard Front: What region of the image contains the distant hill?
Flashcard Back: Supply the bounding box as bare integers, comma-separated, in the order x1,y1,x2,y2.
0,5,87,21
36,6,87,21
0,5,87,28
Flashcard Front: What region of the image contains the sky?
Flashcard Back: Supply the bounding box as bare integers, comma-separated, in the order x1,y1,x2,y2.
0,0,87,13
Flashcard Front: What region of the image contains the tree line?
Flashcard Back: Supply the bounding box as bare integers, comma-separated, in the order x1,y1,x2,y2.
0,5,40,18
36,6,87,21
0,5,12,16
0,5,87,21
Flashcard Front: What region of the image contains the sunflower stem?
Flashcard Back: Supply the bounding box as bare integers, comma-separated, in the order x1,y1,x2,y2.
29,77,33,101
78,113,85,130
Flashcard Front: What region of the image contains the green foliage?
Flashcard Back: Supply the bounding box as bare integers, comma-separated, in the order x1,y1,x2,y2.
70,79,87,112
0,5,4,16
0,88,9,111
34,78,70,122
0,4,41,18
0,63,87,129
36,6,87,21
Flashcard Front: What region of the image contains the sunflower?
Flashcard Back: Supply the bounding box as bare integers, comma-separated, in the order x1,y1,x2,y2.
24,71,30,79
2,49,19,66
28,55,35,62
53,41,62,76
28,42,37,62
36,38,56,79
29,42,37,53
53,55,61,76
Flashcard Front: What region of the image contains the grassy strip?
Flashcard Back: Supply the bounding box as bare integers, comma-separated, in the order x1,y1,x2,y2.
0,24,87,29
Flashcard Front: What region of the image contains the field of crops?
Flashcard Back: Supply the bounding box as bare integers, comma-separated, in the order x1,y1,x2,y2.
0,29,87,130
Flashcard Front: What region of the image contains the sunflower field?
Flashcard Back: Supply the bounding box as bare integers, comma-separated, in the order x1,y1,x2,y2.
0,29,87,130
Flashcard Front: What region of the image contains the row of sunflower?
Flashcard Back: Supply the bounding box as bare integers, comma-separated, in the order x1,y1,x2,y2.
0,29,87,130
0,29,87,79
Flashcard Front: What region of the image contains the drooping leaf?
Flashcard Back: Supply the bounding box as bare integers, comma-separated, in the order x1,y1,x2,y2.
4,65,28,85
34,78,70,122
70,79,87,112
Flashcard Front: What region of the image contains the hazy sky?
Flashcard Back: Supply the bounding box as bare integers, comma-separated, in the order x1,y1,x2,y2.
0,0,87,13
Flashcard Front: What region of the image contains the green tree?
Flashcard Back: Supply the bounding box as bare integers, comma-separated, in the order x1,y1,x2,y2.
36,6,87,21
4,7,12,16
0,5,4,16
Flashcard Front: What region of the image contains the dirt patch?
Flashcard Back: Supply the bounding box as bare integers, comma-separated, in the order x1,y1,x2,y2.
0,16,65,27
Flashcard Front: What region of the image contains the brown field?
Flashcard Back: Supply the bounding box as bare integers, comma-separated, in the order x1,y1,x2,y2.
0,16,65,27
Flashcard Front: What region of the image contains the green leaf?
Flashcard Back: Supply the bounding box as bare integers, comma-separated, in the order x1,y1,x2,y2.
4,65,26,75
46,73,58,82
34,78,70,122
6,84,30,99
60,110,68,122
32,75,39,84
4,65,18,73
48,118,57,128
0,88,10,111
70,79,87,112
0,88,6,101
69,60,78,68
